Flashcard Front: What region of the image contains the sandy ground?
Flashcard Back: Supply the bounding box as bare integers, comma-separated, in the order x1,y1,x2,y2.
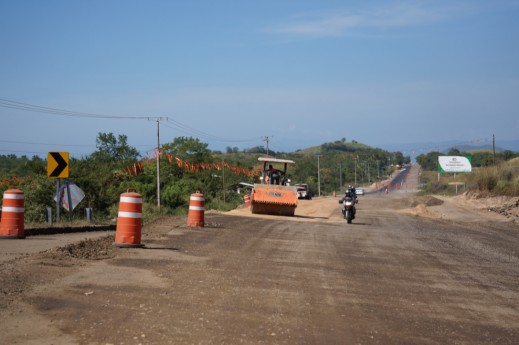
0,163,518,344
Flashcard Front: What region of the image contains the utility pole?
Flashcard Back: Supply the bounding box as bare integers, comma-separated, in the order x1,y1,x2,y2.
148,117,168,210
156,119,161,210
317,155,321,197
262,136,271,156
493,134,496,167
222,160,226,204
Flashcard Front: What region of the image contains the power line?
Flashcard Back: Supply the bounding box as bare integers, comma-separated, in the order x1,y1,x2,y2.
269,136,292,154
0,139,94,148
1,98,261,145
0,148,49,155
0,98,149,119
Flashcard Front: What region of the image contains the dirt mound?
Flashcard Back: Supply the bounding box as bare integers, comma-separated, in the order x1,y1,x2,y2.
455,192,519,224
409,196,444,207
410,204,442,219
398,197,443,219
0,237,115,310
488,198,519,219
399,192,519,224
41,235,116,261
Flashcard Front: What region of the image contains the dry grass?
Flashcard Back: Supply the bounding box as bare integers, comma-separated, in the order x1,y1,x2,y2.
418,158,519,197
465,159,519,196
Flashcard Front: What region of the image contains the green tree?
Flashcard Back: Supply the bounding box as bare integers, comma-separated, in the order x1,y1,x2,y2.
416,152,440,171
162,136,211,161
503,150,514,161
160,137,216,209
91,132,140,162
448,147,461,156
72,132,139,218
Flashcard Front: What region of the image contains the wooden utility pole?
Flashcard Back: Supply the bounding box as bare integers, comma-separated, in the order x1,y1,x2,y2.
493,134,496,167
156,119,161,209
316,155,321,196
149,117,168,210
263,136,271,155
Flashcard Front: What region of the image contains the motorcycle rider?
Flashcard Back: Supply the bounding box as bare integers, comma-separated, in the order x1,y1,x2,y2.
339,186,358,219
342,186,357,202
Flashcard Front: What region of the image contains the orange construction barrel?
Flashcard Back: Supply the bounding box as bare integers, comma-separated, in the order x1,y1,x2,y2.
188,191,204,227
113,189,144,248
243,194,251,208
0,186,25,239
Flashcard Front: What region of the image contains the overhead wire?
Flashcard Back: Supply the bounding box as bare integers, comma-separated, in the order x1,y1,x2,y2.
0,98,263,146
0,148,50,155
0,98,149,119
0,99,502,158
0,139,93,148
269,136,292,154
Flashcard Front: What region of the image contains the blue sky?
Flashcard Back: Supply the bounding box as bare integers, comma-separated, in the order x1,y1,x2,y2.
1,0,518,159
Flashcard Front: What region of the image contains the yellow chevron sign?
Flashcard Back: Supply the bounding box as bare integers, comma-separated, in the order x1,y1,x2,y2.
47,152,69,178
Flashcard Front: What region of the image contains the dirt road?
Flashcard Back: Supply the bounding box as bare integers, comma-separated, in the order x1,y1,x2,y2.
1,166,518,344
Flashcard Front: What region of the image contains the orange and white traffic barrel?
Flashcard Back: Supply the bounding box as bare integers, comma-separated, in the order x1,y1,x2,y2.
113,189,144,248
0,186,25,239
187,191,204,227
243,194,251,208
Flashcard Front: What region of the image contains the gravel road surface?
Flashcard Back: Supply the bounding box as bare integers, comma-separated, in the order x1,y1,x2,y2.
1,165,518,344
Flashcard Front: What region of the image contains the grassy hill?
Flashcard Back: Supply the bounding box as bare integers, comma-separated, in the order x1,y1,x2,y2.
294,139,374,156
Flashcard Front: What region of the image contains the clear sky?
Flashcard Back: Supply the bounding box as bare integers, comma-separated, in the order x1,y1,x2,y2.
1,0,518,159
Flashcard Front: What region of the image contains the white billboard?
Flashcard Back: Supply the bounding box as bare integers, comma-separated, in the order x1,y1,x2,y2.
438,156,472,173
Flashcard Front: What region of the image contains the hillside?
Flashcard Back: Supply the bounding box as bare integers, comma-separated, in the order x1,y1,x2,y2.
294,139,380,156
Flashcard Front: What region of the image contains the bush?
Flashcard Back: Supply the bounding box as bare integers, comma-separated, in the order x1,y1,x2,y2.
475,170,497,191
15,175,54,223
466,163,519,196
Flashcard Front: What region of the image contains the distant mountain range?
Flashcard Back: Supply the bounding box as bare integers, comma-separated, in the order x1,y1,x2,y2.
378,139,519,159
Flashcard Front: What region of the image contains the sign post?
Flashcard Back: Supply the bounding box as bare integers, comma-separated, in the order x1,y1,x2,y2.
48,152,70,222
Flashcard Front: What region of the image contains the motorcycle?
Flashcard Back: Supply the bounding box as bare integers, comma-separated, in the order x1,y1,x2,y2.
339,194,356,224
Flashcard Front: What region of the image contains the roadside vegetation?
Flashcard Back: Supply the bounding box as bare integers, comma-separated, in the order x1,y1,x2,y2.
416,148,519,196
1,135,408,225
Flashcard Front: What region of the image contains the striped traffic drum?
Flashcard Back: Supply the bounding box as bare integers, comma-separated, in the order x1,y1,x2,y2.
243,194,251,208
0,186,25,239
113,189,144,247
187,191,204,227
